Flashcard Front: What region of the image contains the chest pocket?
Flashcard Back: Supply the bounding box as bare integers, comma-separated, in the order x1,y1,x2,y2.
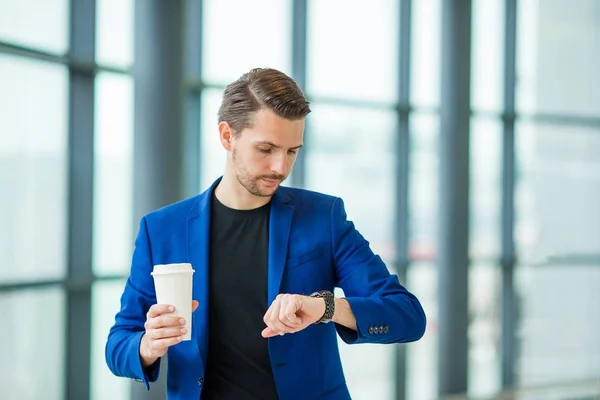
286,244,325,269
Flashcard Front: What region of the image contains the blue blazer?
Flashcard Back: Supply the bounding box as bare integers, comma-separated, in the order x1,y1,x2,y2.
106,179,426,400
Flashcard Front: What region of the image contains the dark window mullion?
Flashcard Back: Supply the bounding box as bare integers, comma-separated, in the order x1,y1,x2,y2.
395,1,412,399
66,0,96,398
501,0,518,390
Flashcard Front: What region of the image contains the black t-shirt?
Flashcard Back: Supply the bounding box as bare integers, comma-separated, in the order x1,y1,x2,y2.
201,192,279,400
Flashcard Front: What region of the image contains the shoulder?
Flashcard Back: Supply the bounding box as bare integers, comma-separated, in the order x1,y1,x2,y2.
142,195,201,228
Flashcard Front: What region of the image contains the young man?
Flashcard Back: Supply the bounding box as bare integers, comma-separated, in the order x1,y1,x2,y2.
105,68,426,400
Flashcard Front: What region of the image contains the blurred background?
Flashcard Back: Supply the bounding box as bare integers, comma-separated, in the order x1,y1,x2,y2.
1,0,599,399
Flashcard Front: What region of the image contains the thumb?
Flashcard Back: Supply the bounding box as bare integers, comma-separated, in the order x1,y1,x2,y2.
192,300,199,312
261,327,279,338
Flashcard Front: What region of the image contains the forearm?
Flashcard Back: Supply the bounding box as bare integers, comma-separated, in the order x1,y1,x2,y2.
332,298,357,331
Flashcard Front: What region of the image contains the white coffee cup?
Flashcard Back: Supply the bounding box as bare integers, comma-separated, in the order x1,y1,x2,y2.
151,263,195,341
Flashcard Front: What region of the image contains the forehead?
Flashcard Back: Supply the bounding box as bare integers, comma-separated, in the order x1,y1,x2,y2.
242,108,305,146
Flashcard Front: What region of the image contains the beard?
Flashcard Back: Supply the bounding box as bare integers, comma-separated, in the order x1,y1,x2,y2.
232,147,285,197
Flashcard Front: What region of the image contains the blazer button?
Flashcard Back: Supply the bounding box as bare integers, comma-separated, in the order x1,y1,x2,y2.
378,326,384,334
368,326,374,334
384,326,389,334
197,377,204,386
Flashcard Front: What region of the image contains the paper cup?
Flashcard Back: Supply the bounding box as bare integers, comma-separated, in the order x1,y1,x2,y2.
151,263,195,341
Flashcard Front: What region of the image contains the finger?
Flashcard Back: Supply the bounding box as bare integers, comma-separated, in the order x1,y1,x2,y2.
147,315,185,330
149,335,183,351
192,300,199,312
264,298,285,334
147,304,175,318
148,326,188,340
279,296,300,327
267,300,292,334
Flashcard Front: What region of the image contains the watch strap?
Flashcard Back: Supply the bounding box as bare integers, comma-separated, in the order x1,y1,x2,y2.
310,290,335,324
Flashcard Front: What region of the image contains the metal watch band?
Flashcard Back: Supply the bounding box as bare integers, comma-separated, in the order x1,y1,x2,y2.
310,290,335,324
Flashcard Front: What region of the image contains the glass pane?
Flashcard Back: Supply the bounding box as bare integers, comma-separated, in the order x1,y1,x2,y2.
0,287,65,399
200,88,226,190
406,262,438,400
408,112,439,261
202,0,292,84
306,0,399,103
516,0,600,117
468,262,501,398
471,0,504,112
411,0,441,108
0,56,68,283
305,104,397,262
96,0,134,67
91,280,130,400
470,117,502,260
0,0,69,54
516,265,600,386
515,122,600,264
93,73,134,276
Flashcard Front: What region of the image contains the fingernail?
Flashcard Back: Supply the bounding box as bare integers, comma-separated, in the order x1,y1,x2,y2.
279,332,284,336
168,306,175,312
177,336,182,342
179,318,185,325
181,328,187,333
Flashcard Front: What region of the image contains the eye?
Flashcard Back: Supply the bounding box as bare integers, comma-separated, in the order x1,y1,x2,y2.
257,148,272,154
288,149,298,155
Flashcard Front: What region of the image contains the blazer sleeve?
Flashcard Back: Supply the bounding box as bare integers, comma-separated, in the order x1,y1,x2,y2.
330,197,427,345
105,216,161,390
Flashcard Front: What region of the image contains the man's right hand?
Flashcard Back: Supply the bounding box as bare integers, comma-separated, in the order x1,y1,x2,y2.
139,301,199,368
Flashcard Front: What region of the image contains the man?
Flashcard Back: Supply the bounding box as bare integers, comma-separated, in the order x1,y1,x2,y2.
105,68,426,400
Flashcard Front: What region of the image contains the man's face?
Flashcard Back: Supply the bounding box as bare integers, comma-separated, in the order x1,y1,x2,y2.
230,108,305,197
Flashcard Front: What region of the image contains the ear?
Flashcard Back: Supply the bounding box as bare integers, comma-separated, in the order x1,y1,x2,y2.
218,121,234,151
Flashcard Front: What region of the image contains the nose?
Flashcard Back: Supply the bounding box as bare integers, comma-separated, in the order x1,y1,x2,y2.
270,152,287,176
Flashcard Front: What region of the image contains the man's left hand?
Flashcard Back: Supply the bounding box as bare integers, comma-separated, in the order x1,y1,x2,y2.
261,294,325,338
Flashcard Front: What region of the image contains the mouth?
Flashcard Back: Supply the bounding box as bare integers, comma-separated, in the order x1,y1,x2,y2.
261,178,281,187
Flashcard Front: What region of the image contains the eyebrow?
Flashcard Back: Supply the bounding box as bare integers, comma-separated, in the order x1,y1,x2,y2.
255,141,303,150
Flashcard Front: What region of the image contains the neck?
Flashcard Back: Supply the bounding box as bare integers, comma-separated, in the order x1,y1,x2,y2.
214,168,272,210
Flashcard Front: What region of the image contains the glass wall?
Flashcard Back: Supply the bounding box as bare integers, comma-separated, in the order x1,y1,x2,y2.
2,0,599,399
0,0,134,398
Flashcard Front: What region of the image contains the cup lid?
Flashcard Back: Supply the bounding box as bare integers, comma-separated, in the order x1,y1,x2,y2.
151,263,195,275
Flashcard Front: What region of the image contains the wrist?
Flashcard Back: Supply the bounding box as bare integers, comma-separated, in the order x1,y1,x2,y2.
139,334,158,368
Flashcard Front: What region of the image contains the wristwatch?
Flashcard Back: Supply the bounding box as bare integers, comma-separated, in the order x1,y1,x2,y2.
310,290,335,324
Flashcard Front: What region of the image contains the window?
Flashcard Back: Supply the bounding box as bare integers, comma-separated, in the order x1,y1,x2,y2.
515,122,600,264
202,0,292,85
515,121,600,385
0,0,69,54
0,288,66,399
307,0,399,103
516,0,600,117
91,280,130,400
93,73,134,276
96,0,134,67
471,0,505,113
0,56,68,283
408,112,439,262
410,0,441,108
200,88,226,189
470,117,502,260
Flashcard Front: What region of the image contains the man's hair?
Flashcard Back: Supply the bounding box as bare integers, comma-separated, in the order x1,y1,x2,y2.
217,68,311,134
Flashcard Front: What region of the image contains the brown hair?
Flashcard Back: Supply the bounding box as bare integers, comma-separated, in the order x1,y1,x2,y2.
217,68,311,134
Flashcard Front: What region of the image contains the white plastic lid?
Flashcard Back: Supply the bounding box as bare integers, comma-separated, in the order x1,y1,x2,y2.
151,263,195,275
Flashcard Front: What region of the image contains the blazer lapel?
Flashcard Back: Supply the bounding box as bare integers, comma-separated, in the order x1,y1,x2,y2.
187,178,220,360
268,189,294,306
